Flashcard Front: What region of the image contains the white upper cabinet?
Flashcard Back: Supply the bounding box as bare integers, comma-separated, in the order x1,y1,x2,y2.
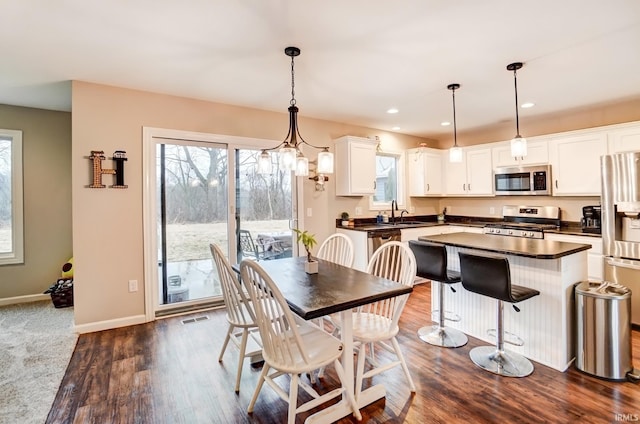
548,130,608,196
407,147,443,196
607,122,640,154
492,138,549,168
334,136,377,196
444,147,493,196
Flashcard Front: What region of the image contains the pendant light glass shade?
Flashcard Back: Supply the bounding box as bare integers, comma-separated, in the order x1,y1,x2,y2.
295,155,309,176
317,149,334,174
257,150,272,174
447,83,463,163
507,62,527,159
511,135,527,158
279,146,296,171
449,146,463,163
256,46,333,177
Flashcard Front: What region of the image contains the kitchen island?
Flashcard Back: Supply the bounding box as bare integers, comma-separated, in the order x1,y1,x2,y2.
417,232,592,372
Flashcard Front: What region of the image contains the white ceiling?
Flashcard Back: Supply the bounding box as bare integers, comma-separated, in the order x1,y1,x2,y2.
1,0,639,139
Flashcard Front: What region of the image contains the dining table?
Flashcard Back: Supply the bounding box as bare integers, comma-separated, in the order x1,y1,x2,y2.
233,256,413,423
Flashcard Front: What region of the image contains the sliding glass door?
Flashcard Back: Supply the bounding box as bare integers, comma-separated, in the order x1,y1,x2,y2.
235,149,295,263
144,129,298,317
157,141,229,305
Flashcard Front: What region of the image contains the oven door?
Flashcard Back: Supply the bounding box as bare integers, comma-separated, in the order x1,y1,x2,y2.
604,257,640,325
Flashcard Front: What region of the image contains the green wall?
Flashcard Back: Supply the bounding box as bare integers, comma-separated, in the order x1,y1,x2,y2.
0,104,72,300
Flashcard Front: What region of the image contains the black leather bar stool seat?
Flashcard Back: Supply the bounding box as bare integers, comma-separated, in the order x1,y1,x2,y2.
459,251,540,377
409,240,468,348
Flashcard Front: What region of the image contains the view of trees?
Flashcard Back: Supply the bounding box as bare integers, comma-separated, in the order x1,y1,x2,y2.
159,145,292,225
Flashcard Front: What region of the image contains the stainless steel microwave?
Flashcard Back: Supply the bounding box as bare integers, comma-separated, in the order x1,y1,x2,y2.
494,165,552,195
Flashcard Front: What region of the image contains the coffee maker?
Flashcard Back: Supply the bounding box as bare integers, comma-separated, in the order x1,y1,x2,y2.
581,205,601,234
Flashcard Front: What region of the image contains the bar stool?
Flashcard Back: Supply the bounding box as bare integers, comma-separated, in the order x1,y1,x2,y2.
408,240,468,348
458,251,540,377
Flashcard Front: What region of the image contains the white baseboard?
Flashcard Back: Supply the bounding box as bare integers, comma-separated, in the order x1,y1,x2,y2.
74,314,148,334
0,293,50,306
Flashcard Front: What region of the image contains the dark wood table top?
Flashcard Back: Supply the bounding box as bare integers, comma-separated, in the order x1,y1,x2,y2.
417,232,592,259
234,256,413,320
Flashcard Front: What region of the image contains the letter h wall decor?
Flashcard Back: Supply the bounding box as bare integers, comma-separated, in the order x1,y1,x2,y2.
88,150,128,189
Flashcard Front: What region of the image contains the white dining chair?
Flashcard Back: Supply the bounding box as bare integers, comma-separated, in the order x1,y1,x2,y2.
240,259,360,424
210,243,261,393
316,233,354,267
334,241,417,398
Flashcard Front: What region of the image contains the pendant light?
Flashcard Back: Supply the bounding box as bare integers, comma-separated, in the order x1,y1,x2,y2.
448,83,463,163
507,62,527,159
257,47,334,177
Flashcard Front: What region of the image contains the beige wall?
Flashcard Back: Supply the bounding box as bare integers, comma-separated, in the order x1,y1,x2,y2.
0,105,72,299
71,81,427,327
70,81,638,330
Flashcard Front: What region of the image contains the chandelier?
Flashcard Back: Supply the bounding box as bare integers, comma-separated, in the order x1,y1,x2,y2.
257,46,334,177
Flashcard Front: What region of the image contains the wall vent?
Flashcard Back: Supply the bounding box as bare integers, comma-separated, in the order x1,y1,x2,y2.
181,315,209,325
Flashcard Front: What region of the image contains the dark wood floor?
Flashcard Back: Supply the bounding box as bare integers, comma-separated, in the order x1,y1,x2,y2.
48,283,640,423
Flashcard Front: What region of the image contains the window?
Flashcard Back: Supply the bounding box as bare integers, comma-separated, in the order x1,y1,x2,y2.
370,151,405,209
0,129,24,265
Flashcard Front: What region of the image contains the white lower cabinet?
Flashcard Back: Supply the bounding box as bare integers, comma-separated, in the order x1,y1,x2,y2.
336,228,368,271
544,233,603,280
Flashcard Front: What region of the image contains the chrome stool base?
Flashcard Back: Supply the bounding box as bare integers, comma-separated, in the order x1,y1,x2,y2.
469,346,534,378
418,325,468,348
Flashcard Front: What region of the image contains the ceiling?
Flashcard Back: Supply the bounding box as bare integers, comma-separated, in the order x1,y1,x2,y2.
1,0,639,140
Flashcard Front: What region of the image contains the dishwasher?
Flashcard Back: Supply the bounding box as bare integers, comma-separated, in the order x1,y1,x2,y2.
367,229,401,260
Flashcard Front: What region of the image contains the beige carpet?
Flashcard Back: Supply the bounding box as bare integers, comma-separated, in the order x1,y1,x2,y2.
0,300,77,424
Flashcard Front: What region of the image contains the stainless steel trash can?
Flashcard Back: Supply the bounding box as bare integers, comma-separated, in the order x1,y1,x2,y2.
575,281,632,380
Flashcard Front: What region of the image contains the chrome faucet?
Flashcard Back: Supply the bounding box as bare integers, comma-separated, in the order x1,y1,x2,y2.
400,209,409,222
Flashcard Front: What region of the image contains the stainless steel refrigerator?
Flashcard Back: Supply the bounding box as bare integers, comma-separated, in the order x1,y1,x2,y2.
602,151,640,325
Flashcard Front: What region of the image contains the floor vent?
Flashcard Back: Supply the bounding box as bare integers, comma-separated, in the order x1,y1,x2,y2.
181,315,209,325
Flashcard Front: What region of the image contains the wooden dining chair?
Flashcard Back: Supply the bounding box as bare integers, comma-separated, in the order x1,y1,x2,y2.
316,233,354,267
335,241,417,399
240,259,361,424
210,243,261,393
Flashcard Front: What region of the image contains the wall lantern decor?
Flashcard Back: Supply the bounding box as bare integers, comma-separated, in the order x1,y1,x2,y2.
257,46,334,178
88,150,128,188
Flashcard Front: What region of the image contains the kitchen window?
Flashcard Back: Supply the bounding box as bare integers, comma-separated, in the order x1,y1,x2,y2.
370,150,405,210
0,129,24,265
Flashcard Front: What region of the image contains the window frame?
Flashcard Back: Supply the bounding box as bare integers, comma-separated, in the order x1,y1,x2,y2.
369,149,406,211
0,129,24,265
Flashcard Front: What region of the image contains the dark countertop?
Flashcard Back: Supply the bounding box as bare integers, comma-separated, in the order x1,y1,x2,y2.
417,232,592,259
338,216,601,238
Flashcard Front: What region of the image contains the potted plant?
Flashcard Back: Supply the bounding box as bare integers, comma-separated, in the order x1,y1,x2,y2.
293,228,318,274
340,211,350,227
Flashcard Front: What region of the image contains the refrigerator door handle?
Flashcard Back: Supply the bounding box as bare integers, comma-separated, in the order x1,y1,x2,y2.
606,257,640,270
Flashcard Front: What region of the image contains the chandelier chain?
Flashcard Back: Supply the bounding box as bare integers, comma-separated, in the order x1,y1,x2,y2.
513,67,520,136
290,55,296,106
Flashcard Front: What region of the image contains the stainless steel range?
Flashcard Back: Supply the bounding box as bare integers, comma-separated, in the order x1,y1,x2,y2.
483,205,561,239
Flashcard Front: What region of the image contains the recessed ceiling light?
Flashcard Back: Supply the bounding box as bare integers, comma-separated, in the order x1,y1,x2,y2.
521,102,535,108
392,126,401,131
387,108,399,114
441,121,451,126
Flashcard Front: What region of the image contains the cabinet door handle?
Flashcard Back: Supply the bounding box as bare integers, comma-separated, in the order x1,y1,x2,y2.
426,183,430,191
468,183,471,191
462,183,465,191
555,180,558,189
373,181,376,189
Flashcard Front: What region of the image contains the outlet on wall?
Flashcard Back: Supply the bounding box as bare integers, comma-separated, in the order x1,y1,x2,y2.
355,207,362,216
490,207,495,215
128,279,138,292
